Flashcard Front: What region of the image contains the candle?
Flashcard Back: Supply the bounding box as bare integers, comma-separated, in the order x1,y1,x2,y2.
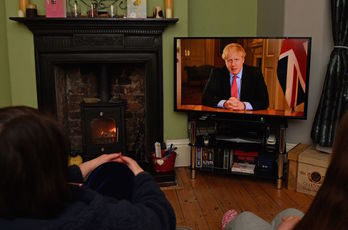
164,0,173,18
19,0,29,17
110,5,114,17
74,3,78,17
166,8,172,18
17,9,25,17
89,3,97,17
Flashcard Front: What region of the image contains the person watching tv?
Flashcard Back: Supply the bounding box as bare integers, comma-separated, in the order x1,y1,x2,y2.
202,43,269,110
0,106,176,230
221,111,348,230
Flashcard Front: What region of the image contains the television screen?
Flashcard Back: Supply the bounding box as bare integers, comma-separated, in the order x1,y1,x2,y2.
174,37,311,119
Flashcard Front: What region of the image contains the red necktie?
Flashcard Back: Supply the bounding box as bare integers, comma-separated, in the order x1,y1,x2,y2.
231,75,238,98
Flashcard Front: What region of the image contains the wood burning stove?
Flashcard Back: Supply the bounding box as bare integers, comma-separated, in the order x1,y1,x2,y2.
81,100,126,161
80,64,127,161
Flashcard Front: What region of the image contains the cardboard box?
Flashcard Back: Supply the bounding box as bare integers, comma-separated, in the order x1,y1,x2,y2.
287,144,310,190
296,147,330,196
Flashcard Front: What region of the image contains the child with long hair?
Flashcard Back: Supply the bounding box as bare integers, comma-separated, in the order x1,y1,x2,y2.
223,112,348,230
0,106,176,229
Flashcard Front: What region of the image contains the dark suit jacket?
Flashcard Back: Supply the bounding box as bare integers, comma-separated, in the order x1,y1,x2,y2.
202,65,269,110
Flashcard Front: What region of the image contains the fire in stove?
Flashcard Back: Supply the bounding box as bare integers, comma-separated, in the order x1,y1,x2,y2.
90,118,118,145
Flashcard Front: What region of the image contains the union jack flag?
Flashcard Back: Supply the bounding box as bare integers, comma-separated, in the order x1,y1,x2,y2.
277,39,308,109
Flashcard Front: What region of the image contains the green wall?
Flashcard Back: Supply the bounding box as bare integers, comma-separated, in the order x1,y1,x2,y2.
5,0,38,107
0,0,11,107
163,0,189,140
257,0,284,36
188,0,258,36
3,0,258,140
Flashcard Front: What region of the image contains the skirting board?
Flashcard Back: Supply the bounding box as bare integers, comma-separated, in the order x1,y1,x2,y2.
165,139,191,167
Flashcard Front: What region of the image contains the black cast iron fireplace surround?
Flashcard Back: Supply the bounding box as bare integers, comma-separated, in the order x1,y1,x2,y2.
10,17,178,179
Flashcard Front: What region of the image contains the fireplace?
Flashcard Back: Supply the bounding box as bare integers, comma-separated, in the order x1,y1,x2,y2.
11,17,178,166
55,62,146,161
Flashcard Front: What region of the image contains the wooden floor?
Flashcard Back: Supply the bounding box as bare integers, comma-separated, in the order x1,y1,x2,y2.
162,167,314,230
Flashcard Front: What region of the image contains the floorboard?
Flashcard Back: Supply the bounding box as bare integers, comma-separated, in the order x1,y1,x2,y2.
162,167,314,229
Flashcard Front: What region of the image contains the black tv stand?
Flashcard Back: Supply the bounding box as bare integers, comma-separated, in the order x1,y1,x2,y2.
188,113,287,189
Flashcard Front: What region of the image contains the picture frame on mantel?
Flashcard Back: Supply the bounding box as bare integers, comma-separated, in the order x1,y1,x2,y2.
127,0,147,18
45,0,67,18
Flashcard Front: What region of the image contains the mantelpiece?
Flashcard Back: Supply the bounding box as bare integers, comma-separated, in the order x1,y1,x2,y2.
9,17,178,34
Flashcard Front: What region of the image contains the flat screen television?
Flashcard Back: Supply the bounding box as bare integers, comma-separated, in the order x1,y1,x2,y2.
174,37,312,119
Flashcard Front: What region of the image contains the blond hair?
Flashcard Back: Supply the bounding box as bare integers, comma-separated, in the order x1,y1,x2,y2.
222,43,246,60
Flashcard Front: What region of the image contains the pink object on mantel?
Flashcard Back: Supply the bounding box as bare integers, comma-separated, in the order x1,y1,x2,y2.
45,0,66,18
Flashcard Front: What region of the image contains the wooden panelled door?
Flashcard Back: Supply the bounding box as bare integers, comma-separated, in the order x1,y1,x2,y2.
263,39,288,110
247,39,289,110
180,39,215,85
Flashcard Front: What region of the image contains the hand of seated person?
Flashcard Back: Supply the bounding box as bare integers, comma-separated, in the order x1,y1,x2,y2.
79,153,122,181
114,155,144,176
277,215,302,230
224,97,246,111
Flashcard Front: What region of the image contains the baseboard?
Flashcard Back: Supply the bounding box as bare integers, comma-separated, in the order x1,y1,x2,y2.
165,138,191,167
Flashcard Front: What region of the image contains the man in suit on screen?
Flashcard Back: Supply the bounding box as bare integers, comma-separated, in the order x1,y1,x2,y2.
202,43,269,110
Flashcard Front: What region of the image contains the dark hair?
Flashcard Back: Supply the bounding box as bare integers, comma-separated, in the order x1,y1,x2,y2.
294,112,348,229
0,106,71,218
